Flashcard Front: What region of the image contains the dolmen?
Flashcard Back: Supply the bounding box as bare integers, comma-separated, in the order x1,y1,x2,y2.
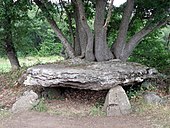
19,59,158,116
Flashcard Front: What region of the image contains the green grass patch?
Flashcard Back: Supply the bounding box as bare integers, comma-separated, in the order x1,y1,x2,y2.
0,56,64,72
0,110,10,118
32,98,48,112
0,58,11,72
89,103,106,116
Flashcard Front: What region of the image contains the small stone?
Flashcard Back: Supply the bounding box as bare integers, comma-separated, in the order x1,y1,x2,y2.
11,90,39,113
103,86,132,116
143,92,163,105
141,81,153,89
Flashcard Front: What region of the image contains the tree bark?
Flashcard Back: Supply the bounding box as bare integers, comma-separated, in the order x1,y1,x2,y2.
73,2,87,57
111,0,134,59
73,0,95,61
94,0,114,61
3,14,20,70
5,40,20,70
74,26,81,56
34,0,75,59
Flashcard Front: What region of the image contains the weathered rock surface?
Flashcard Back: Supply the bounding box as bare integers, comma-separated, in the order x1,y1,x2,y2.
11,90,39,113
22,59,158,90
103,86,132,116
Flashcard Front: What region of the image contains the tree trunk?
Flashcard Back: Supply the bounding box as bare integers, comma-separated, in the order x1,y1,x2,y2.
111,0,134,59
5,41,20,70
3,16,20,70
74,0,95,61
94,0,114,61
74,28,81,56
73,3,87,57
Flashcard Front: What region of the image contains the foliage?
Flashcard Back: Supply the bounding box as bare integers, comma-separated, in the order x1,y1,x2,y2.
126,84,157,100
0,3,63,58
0,0,31,57
129,29,170,72
89,102,106,116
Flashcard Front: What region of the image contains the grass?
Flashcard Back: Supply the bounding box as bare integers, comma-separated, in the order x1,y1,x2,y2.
131,97,170,127
127,83,170,127
89,103,106,116
0,56,64,72
0,109,10,118
32,98,48,112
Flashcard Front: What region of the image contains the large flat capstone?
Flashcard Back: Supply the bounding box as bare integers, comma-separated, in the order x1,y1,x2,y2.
22,59,158,90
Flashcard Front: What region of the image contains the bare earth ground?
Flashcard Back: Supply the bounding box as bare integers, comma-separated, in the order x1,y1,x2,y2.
0,111,153,128
0,86,155,128
0,87,161,128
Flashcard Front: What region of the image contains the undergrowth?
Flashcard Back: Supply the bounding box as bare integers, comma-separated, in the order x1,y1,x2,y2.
32,98,48,112
0,68,27,88
89,102,106,116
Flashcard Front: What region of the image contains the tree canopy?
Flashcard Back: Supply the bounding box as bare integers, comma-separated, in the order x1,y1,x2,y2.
33,0,170,61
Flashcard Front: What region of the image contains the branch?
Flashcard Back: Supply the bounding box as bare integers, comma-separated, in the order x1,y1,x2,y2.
34,0,75,59
103,0,114,28
61,0,74,44
122,19,168,61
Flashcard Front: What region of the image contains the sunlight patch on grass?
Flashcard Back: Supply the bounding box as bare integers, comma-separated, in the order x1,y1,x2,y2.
0,58,11,72
0,56,64,72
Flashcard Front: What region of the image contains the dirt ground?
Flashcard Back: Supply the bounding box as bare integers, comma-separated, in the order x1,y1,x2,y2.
0,111,154,128
0,86,156,128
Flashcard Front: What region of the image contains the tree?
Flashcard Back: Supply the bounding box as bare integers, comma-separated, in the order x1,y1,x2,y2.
14,0,170,62
0,0,21,70
0,0,35,70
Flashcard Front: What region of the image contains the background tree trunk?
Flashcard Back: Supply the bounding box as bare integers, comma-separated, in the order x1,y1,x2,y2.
5,41,20,70
3,16,20,70
94,0,114,61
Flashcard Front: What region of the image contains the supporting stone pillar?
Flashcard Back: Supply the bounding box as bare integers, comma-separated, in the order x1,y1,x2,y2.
103,86,132,116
